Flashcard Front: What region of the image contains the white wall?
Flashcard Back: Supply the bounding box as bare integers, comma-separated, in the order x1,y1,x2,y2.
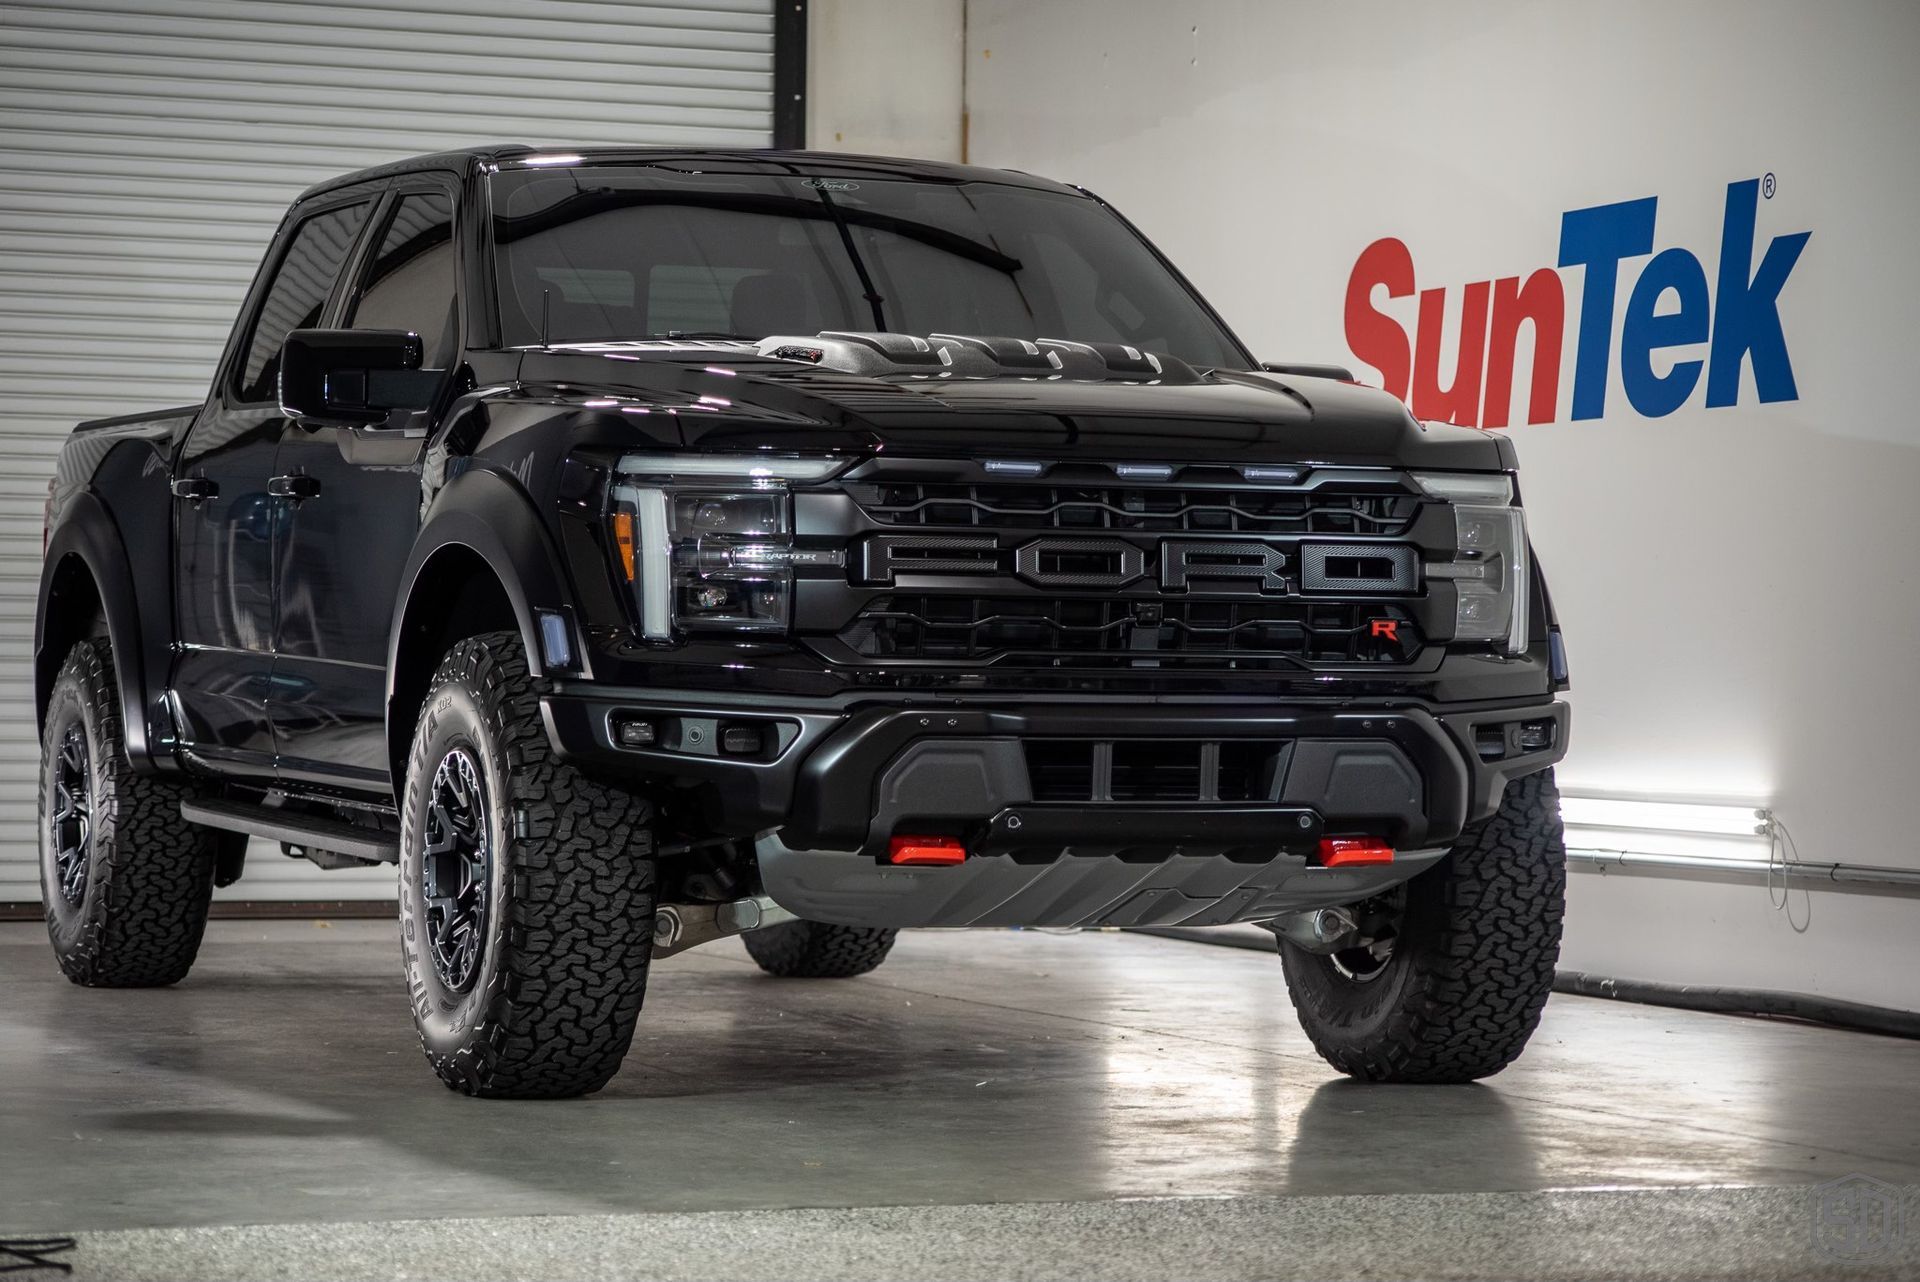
807,0,964,158
965,0,1920,1009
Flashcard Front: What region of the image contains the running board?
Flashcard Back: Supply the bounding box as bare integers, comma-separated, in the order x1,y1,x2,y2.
180,799,399,865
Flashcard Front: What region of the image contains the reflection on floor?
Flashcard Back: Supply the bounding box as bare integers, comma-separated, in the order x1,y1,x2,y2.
3,921,1916,1280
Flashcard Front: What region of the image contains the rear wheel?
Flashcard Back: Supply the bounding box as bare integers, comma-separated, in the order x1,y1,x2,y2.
1280,769,1566,1083
39,637,218,987
744,919,898,978
398,631,658,1099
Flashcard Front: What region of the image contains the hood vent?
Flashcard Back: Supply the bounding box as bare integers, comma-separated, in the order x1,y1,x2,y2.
754,332,1204,384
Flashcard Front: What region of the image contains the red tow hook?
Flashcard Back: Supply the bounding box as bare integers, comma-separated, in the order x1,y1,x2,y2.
887,835,969,866
1314,837,1396,867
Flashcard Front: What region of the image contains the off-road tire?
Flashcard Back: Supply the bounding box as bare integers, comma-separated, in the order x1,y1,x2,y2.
744,920,898,978
39,637,218,987
1280,768,1566,1083
399,631,658,1099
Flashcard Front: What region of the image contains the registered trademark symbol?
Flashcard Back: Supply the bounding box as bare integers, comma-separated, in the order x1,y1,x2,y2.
1763,173,1777,199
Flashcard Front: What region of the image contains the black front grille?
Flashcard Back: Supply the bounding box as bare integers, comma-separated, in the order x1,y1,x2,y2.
1024,738,1285,802
844,481,1419,536
839,595,1420,667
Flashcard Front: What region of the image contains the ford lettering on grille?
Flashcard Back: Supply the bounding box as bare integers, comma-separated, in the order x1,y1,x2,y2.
860,533,1292,593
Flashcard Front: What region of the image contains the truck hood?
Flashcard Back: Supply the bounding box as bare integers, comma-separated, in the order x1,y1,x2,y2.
500,346,1510,471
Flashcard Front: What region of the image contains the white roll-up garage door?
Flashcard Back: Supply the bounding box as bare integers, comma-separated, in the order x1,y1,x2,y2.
0,0,781,902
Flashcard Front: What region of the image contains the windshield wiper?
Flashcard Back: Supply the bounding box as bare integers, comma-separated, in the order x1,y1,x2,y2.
807,184,888,330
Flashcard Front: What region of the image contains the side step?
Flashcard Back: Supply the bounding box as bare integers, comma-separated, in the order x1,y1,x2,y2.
181,799,399,865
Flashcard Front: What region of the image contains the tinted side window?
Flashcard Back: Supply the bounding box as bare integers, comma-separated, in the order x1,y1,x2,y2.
237,201,371,403
348,192,458,364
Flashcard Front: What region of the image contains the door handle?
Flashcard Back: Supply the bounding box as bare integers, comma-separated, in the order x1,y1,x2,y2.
170,476,217,503
267,473,322,501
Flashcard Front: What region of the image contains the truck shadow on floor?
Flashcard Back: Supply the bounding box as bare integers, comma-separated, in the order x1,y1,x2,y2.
10,935,1563,1227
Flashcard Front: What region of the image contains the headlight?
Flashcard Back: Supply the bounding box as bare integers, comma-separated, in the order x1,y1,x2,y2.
1414,472,1530,655
610,454,845,640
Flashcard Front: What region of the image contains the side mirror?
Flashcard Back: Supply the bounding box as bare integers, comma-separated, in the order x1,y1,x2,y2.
279,329,434,425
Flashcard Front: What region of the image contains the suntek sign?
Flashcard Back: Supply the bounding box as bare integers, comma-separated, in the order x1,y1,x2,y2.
1344,178,1810,425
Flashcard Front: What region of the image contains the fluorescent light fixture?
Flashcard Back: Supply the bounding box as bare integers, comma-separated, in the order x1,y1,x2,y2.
1559,793,1774,863
522,153,583,167
1558,796,1771,836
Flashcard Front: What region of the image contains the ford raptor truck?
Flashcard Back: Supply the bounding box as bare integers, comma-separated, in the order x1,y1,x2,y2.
34,148,1571,1098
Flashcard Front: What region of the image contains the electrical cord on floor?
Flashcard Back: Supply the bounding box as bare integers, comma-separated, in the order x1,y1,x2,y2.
1552,971,1920,1040
0,1238,75,1275
1132,925,1920,1041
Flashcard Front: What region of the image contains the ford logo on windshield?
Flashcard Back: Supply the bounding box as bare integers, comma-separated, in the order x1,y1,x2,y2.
803,178,859,192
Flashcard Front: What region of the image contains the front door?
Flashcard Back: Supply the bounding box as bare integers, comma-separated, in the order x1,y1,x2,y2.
270,187,460,792
171,197,375,777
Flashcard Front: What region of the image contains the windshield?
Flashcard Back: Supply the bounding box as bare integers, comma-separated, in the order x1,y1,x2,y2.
488,165,1250,369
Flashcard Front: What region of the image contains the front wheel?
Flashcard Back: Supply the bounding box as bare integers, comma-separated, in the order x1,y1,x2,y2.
1280,769,1566,1083
398,631,659,1099
39,637,218,987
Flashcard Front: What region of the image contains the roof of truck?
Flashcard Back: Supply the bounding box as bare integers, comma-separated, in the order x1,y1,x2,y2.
296,146,1082,203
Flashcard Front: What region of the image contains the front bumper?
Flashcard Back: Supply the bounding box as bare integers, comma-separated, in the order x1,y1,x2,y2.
542,689,1568,928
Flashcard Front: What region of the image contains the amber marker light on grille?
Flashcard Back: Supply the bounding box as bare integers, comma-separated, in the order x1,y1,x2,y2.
887,835,968,866
612,511,637,581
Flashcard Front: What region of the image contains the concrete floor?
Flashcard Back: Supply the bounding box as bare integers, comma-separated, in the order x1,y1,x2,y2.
3,919,1917,1280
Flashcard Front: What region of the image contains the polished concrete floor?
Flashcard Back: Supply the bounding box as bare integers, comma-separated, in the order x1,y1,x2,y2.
3,919,1918,1280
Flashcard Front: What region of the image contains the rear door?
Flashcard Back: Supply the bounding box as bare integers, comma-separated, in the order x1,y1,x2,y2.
268,182,461,793
170,195,375,777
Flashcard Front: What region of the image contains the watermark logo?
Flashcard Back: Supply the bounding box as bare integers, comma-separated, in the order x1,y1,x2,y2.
1344,177,1810,425
1811,1173,1905,1263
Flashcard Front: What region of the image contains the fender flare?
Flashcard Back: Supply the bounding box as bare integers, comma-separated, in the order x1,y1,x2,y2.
37,491,158,767
385,467,578,732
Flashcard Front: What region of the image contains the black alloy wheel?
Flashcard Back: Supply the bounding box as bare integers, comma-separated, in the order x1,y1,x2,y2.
421,746,491,993
38,636,219,987
49,723,92,907
1279,769,1567,1083
398,631,659,1098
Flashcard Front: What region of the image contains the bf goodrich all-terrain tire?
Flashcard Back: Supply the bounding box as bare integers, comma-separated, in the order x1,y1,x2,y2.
39,637,218,986
1280,768,1566,1083
744,920,898,978
398,631,658,1099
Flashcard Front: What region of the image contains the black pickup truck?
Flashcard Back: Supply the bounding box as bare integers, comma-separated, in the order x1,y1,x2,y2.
35,147,1570,1098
